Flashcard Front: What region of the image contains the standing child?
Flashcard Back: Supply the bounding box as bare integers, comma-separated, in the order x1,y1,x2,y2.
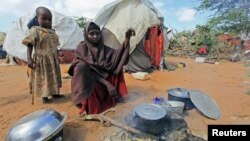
22,7,64,104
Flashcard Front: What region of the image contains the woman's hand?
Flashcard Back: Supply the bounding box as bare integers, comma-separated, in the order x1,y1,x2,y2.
106,83,117,97
97,76,117,97
125,28,136,39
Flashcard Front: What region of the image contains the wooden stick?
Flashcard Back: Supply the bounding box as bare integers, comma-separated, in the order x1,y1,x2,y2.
99,114,160,140
31,93,34,105
27,67,34,105
80,108,159,140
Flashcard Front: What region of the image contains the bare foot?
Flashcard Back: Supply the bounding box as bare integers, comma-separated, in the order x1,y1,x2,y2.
42,97,52,104
52,94,65,98
76,103,82,109
79,110,87,116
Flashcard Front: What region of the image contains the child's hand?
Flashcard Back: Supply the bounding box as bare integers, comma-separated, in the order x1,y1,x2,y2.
27,58,34,69
125,28,136,39
58,82,62,88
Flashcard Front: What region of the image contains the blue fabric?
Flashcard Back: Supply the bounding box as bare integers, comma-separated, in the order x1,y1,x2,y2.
0,47,7,59
27,17,39,29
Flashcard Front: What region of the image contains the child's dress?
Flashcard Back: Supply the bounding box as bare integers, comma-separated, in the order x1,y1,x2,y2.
22,26,62,97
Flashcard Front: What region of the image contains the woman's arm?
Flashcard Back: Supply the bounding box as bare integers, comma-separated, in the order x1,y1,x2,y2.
96,75,117,97
112,28,135,75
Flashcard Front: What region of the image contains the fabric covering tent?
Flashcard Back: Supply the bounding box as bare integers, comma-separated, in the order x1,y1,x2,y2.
0,32,7,59
0,32,6,46
3,8,83,62
93,0,169,72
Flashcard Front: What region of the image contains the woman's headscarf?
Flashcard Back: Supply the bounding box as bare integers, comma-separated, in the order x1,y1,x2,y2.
82,22,106,67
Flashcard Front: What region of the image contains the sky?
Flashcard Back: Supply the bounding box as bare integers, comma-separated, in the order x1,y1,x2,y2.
0,0,212,33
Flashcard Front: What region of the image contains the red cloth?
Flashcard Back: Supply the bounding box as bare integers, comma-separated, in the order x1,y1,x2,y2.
58,50,75,64
197,47,207,55
145,26,164,68
156,30,164,66
79,72,127,114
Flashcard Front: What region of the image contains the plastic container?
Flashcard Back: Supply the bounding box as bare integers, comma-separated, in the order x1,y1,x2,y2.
161,100,185,115
131,72,149,80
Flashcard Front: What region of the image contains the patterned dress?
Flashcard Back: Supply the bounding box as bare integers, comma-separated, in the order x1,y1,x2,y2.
22,26,62,97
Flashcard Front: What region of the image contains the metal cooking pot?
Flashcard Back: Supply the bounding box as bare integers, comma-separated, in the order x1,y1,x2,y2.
132,103,169,135
167,87,195,110
6,109,67,141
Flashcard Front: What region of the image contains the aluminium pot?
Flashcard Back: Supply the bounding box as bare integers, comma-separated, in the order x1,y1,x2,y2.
167,87,195,110
6,109,67,141
131,103,169,135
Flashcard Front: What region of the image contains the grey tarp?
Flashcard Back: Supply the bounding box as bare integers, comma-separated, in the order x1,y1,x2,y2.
124,39,152,72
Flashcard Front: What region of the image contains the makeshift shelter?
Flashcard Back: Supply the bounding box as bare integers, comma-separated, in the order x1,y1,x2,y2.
0,32,7,59
0,32,6,46
93,0,169,72
3,8,83,64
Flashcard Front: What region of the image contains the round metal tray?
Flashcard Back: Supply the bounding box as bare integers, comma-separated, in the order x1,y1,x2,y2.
189,90,221,120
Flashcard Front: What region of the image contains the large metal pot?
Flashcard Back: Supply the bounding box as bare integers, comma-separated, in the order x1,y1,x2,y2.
131,103,169,135
167,87,195,110
6,109,67,141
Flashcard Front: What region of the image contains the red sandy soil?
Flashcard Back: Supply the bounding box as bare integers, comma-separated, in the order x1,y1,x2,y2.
0,56,250,140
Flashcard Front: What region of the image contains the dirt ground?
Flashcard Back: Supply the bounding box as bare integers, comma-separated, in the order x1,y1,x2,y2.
0,56,250,141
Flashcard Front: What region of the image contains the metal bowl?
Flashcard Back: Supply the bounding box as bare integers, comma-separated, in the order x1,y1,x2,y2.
167,87,195,110
6,109,67,141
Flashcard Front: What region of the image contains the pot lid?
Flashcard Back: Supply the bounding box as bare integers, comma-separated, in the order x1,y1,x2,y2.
6,109,67,141
134,103,166,120
167,87,189,98
189,90,221,120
